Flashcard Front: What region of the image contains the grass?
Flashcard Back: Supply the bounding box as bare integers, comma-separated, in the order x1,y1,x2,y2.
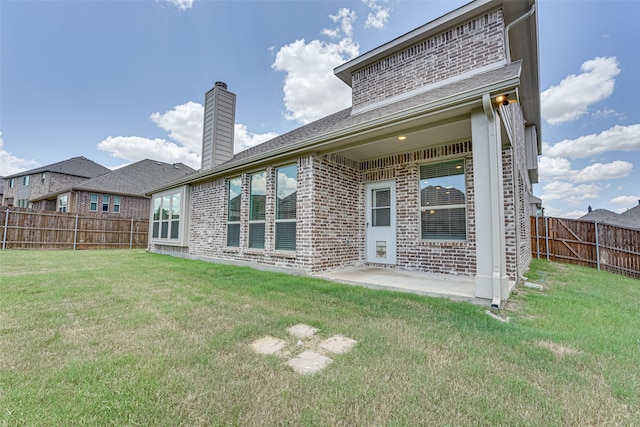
1,250,639,426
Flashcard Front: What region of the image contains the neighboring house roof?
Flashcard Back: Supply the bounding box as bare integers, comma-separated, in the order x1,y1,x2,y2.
149,60,522,194
579,205,640,230
2,156,111,179
31,160,196,201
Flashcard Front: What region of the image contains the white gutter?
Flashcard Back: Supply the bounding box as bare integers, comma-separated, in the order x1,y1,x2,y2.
504,3,536,63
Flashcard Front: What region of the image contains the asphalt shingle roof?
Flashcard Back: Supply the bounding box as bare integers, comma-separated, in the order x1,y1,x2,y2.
33,160,196,200
3,156,111,179
580,206,640,230
230,62,522,164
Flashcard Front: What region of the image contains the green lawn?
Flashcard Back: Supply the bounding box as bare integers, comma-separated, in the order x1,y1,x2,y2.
1,250,638,425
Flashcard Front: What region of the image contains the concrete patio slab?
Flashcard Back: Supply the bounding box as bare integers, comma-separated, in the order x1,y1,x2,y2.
251,336,287,355
287,323,319,339
320,335,357,354
315,266,489,305
286,351,333,375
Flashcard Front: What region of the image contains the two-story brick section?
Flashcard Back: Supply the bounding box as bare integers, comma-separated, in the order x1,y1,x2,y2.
148,0,541,307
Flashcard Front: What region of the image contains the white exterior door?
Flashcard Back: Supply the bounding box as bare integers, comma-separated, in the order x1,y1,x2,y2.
365,181,397,264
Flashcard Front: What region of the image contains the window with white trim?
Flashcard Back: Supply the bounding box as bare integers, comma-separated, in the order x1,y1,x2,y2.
58,194,68,212
151,189,184,242
113,196,121,213
227,177,241,247
102,195,110,212
420,159,467,240
90,194,98,211
23,176,30,186
275,164,297,250
249,171,266,249
9,179,14,188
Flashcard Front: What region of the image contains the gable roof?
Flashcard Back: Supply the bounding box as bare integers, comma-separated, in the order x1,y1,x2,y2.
149,60,522,194
580,206,640,231
2,156,111,179
32,160,196,201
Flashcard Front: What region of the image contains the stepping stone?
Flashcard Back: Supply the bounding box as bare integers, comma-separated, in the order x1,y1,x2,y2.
286,323,319,339
250,336,287,355
286,351,333,375
319,335,357,354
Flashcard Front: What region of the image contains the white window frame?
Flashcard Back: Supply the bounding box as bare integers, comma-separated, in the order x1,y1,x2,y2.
149,186,189,246
419,158,467,241
113,196,121,214
248,171,266,249
275,164,297,251
226,177,242,248
90,194,98,211
58,194,68,212
23,176,30,186
102,195,110,212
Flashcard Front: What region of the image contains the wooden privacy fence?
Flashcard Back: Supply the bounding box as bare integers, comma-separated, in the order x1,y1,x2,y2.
531,216,640,279
1,208,149,250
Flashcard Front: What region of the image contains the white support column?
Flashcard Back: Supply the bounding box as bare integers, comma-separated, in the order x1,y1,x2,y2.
471,94,508,307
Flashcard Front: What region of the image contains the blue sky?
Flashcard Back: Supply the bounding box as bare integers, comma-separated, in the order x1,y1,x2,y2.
1,0,639,218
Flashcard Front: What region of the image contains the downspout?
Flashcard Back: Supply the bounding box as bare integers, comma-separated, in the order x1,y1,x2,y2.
504,3,537,63
482,94,502,309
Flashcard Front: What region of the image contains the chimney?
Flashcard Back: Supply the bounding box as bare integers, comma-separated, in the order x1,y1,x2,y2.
201,81,236,171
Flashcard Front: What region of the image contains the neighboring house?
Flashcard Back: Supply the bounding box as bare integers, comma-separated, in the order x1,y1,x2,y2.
0,178,4,203
1,156,111,208
30,159,196,220
148,0,541,307
580,202,640,230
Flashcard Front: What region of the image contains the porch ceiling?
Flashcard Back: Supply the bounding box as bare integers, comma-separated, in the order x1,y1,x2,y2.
330,117,472,161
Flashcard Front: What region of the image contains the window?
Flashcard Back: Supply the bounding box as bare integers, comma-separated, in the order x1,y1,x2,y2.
41,173,46,183
275,164,297,250
23,176,30,186
420,159,467,240
102,195,110,212
90,194,98,211
227,177,241,247
113,196,121,213
9,179,14,188
58,195,68,212
151,188,185,243
249,172,266,249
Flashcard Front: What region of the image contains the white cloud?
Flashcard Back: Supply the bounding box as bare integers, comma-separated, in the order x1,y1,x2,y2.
539,155,632,183
363,0,390,29
234,124,278,153
541,180,609,205
150,102,203,153
97,136,200,170
0,132,39,176
572,161,632,183
160,0,194,11
541,56,620,125
608,195,640,206
543,124,640,159
272,8,360,125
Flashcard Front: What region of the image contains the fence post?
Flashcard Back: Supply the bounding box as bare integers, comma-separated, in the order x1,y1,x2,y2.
535,216,540,259
544,216,550,261
130,218,134,250
2,209,9,250
594,221,601,271
73,214,79,250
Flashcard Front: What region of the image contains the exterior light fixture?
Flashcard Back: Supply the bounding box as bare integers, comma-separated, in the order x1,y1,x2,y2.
398,135,407,141
495,94,509,106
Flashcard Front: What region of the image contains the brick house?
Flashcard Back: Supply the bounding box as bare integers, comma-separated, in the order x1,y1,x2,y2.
148,0,541,307
1,156,111,208
30,159,195,220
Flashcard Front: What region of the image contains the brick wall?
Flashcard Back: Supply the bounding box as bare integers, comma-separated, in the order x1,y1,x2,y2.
351,9,505,110
74,191,150,219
